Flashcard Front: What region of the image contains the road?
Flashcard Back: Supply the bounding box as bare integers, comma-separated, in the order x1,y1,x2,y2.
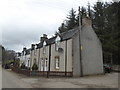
1,67,33,88
0,65,2,89
33,73,119,88
0,65,119,88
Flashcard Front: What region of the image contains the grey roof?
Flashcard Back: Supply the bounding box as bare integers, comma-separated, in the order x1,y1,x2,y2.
61,27,79,40
37,37,56,48
36,27,79,49
25,48,31,55
37,42,43,48
21,48,31,55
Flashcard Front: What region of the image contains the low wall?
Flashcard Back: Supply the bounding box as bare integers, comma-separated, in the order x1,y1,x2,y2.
12,67,73,77
31,71,73,77
12,67,30,76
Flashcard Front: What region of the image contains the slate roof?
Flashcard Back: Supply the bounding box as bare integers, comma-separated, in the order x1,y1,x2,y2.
61,27,79,40
35,27,79,49
25,48,31,55
21,48,31,55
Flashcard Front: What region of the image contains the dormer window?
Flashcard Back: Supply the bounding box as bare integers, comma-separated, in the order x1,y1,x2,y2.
55,35,61,51
24,51,26,56
35,44,37,49
34,45,37,55
43,41,46,54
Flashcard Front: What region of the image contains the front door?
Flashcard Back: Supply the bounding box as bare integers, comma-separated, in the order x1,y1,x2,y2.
44,58,47,71
40,58,48,71
40,59,44,71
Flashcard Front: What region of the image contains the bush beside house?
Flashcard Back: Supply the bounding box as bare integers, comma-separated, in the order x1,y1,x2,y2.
32,63,38,71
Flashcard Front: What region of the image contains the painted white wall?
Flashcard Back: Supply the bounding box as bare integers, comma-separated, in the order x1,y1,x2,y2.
50,41,66,71
20,54,30,67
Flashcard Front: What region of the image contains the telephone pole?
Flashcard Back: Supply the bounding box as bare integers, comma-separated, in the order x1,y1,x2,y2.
78,6,83,77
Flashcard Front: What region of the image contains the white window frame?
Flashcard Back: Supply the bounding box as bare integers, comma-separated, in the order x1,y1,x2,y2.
44,58,48,71
40,59,44,71
43,41,46,54
55,56,60,69
55,41,60,51
55,35,61,51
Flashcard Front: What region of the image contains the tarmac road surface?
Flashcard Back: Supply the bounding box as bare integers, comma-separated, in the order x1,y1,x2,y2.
1,67,33,88
0,65,119,89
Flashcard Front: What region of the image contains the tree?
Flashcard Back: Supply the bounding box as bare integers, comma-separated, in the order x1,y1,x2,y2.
66,8,77,30
93,2,105,35
2,48,16,67
58,23,67,33
58,1,120,65
92,1,120,65
58,8,77,33
87,2,92,18
76,6,87,26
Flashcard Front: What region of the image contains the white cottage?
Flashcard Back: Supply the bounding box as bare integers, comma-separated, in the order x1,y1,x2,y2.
19,47,31,68
30,16,104,77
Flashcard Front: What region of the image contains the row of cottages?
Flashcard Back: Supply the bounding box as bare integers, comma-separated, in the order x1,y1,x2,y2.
29,17,104,77
16,48,31,68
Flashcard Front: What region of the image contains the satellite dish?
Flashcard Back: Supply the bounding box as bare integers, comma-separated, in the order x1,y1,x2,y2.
58,48,63,53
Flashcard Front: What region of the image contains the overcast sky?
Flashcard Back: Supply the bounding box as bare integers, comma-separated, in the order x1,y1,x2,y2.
0,0,114,52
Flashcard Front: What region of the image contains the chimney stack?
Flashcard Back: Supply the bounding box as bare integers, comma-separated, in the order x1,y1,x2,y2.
22,47,27,55
40,34,48,42
23,47,26,51
82,17,92,26
31,44,35,50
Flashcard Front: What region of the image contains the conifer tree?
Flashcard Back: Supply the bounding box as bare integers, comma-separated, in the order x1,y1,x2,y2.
66,8,77,30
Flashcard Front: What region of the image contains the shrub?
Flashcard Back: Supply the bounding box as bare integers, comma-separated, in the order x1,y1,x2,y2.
32,63,38,71
20,63,26,69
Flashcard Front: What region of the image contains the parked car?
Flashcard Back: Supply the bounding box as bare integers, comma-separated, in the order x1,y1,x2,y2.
5,64,10,69
103,64,112,73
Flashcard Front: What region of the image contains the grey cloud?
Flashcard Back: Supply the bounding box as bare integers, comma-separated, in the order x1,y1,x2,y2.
2,24,56,52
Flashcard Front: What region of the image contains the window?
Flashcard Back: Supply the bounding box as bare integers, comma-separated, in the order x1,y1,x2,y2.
45,58,48,67
28,60,30,67
40,59,44,71
43,41,46,54
55,56,60,69
44,58,48,71
34,45,37,55
28,58,30,67
55,41,60,51
55,35,61,51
